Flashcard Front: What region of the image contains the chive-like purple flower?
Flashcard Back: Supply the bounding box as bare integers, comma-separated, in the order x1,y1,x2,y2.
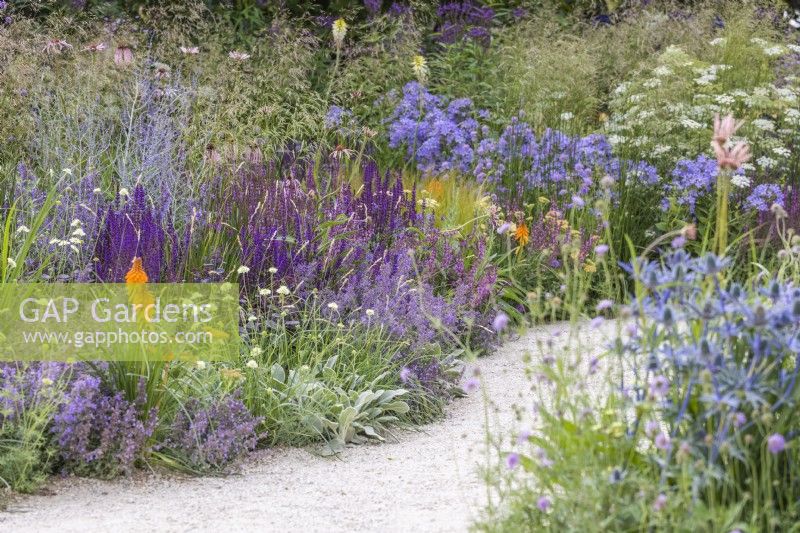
648,375,670,398
652,493,667,512
654,432,671,450
595,299,613,312
463,377,480,393
399,367,412,383
492,312,509,333
594,244,609,257
537,496,551,511
768,433,786,454
506,452,520,469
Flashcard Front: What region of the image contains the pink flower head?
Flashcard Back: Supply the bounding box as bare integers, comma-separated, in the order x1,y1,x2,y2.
82,42,107,53
654,432,671,450
229,50,251,61
712,113,744,145
652,493,667,512
712,140,751,171
767,433,786,454
648,375,670,398
114,46,134,65
43,39,72,54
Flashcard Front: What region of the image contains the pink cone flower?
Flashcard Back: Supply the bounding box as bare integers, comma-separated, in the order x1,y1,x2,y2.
114,46,134,65
712,113,744,145
710,114,751,171
712,140,751,171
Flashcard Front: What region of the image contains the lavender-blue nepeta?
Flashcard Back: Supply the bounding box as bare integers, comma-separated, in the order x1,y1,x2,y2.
325,105,352,130
0,362,69,424
158,393,262,471
51,374,156,477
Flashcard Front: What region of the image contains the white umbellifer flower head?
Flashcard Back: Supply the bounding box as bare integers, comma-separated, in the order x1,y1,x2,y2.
181,46,200,55
70,218,82,227
653,66,673,77
365,309,375,317
756,156,777,169
196,360,207,370
332,18,348,47
268,267,278,274
237,265,250,274
72,227,86,237
772,146,792,158
246,359,259,369
62,168,73,176
642,78,661,89
709,37,726,46
118,188,130,197
763,46,785,57
69,237,82,245
228,50,251,61
16,225,30,234
327,302,339,311
259,288,272,296
752,118,775,131
70,245,79,253
93,187,102,194
730,174,751,188
560,112,574,121
250,346,263,358
680,118,703,130
276,285,290,296
7,258,17,269
247,315,257,322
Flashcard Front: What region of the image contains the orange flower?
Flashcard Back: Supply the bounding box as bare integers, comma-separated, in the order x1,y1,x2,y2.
125,257,149,283
514,223,530,247
425,179,445,201
126,257,154,325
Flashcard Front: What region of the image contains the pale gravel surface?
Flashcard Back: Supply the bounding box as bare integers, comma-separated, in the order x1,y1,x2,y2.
0,323,612,533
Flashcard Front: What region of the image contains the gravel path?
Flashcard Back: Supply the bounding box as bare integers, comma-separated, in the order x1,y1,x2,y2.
0,323,611,533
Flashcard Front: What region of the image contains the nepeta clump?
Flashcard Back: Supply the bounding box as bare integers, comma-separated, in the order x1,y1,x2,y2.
51,375,156,477
158,393,262,472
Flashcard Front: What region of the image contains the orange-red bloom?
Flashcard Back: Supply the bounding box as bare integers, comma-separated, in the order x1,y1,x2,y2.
514,224,530,247
125,257,149,284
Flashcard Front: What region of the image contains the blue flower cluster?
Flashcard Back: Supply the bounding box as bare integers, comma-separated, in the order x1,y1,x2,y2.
387,82,480,174
387,82,659,197
745,183,785,213
667,155,719,214
618,250,799,478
